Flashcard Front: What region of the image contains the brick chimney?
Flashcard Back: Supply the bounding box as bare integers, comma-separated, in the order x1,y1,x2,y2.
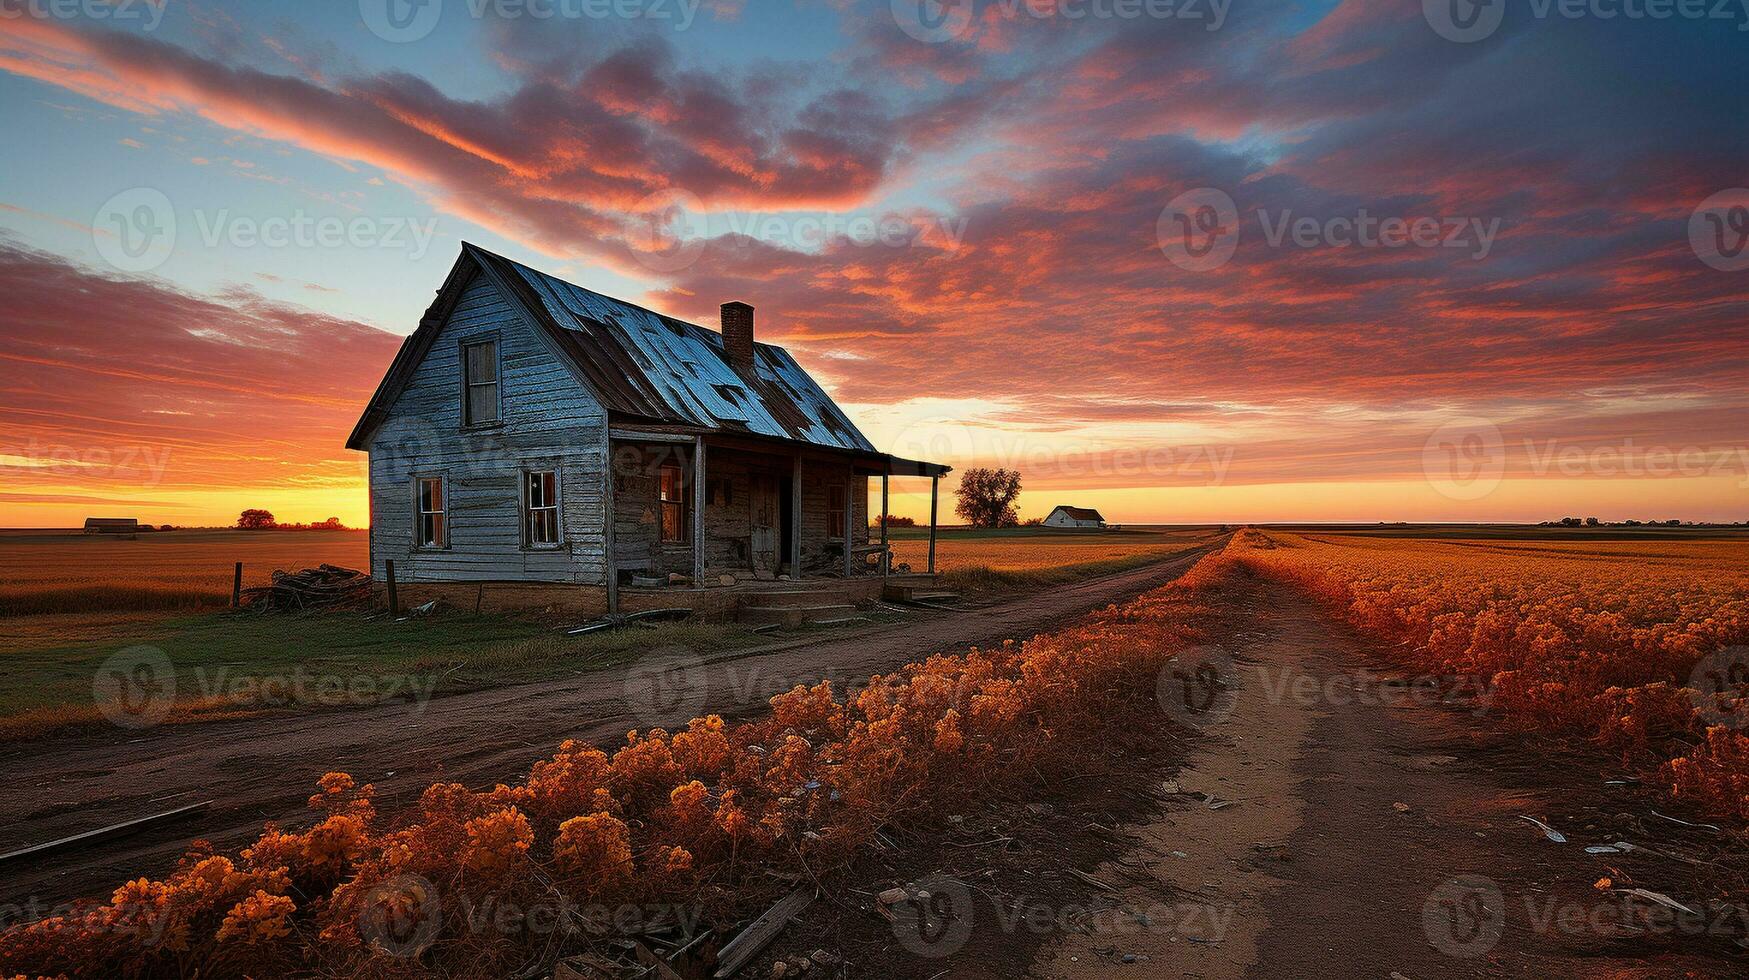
721,301,755,375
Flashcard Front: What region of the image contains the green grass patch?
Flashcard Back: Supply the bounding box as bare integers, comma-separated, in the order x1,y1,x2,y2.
0,611,766,741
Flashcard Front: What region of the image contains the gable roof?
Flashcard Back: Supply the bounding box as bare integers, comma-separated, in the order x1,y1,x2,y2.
347,245,916,466
1049,505,1106,522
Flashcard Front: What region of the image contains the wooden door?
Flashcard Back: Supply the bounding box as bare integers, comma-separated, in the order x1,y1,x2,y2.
749,472,780,573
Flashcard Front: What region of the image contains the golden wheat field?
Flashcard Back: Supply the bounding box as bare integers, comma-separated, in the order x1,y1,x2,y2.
0,527,1216,619
0,529,371,617
1232,529,1749,818
887,526,1219,573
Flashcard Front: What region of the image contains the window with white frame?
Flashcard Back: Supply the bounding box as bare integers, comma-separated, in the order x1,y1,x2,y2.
416,476,446,548
462,339,499,424
523,470,561,547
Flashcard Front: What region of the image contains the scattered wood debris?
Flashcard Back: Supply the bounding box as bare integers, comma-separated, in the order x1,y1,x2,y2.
714,888,815,979
0,800,213,866
239,564,374,612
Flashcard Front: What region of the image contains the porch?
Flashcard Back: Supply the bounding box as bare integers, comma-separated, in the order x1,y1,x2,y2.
605,425,949,614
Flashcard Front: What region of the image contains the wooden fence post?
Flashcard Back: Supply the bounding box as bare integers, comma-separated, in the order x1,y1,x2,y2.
231,562,243,609
385,559,400,616
927,475,939,575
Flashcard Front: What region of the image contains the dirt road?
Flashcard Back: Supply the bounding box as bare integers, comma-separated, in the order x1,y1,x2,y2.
0,542,1220,907
1023,564,1738,978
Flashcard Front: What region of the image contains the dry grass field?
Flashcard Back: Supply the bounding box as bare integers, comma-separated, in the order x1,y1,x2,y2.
0,526,1218,619
0,528,370,616
887,525,1224,590
1234,528,1749,817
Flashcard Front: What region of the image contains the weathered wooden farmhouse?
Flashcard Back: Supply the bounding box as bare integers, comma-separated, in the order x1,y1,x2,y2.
1042,505,1107,529
346,244,949,614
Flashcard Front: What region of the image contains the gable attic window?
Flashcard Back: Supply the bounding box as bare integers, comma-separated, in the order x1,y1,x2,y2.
462,339,499,425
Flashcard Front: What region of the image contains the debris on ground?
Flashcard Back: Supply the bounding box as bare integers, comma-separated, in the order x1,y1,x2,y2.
1517,814,1567,843
238,564,373,612
563,607,694,636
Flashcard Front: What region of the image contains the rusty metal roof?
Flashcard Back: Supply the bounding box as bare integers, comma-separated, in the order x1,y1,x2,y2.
468,245,876,454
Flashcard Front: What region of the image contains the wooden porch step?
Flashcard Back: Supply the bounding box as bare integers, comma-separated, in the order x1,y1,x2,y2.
737,604,857,628
883,582,959,603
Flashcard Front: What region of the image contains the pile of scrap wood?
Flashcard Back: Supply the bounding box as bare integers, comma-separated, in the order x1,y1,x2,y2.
239,564,374,612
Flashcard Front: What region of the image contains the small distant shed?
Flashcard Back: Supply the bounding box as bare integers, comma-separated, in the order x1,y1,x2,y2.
1042,506,1106,529
83,518,139,534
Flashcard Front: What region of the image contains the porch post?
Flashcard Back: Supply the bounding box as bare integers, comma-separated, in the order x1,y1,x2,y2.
927,474,939,575
880,464,890,577
843,478,853,578
604,436,618,613
692,437,706,586
790,451,803,578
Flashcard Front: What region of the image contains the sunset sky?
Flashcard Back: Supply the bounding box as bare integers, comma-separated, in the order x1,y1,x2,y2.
1,0,1746,527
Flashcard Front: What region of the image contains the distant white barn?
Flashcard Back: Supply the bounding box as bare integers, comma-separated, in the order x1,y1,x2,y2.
1042,505,1106,529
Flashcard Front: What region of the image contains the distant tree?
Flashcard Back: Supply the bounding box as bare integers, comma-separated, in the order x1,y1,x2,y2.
1584,516,1601,526
1021,517,1044,526
311,517,346,530
876,515,916,528
1559,516,1582,527
237,509,277,530
954,468,1022,528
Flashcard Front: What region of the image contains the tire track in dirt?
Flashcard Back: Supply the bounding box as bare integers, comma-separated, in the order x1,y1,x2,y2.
0,542,1223,907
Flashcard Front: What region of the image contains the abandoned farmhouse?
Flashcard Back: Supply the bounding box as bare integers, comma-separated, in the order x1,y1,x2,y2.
346,244,949,615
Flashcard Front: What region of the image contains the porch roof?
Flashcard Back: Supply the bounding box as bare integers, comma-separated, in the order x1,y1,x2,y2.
608,424,951,478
